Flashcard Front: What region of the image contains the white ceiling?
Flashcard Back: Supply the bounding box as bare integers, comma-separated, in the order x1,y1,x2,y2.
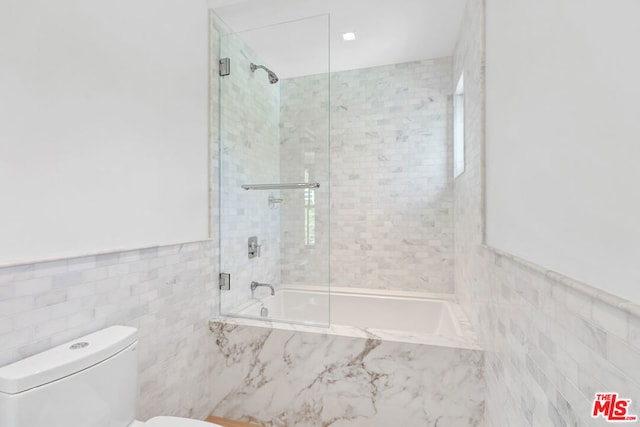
211,0,467,78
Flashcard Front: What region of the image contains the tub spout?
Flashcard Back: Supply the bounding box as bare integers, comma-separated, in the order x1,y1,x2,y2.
251,281,275,295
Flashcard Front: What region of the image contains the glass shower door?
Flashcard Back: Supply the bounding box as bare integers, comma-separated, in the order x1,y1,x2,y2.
217,14,330,326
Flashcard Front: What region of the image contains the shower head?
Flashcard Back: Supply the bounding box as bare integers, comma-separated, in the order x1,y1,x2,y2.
250,62,279,84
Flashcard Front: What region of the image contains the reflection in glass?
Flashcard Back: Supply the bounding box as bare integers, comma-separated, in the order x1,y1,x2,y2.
217,14,330,327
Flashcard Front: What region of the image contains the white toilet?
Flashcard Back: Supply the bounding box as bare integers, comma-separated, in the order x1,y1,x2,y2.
0,326,222,427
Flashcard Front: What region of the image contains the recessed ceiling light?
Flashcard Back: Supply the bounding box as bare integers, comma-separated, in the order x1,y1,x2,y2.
341,32,356,41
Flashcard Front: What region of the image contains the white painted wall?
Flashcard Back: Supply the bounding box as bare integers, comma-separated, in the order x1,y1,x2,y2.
486,0,640,302
0,0,210,265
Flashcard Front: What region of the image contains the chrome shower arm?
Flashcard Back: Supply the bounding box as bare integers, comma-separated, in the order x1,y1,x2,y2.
250,62,279,84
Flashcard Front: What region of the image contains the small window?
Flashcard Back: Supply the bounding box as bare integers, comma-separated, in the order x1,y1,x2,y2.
453,73,465,178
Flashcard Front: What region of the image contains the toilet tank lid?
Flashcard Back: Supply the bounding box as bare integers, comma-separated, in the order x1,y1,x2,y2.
0,325,137,395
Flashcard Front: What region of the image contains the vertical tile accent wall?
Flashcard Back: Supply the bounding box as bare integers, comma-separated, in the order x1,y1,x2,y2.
0,242,215,420
280,59,454,293
453,1,640,425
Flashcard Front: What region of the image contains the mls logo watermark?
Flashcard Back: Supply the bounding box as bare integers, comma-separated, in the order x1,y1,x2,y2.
592,393,638,422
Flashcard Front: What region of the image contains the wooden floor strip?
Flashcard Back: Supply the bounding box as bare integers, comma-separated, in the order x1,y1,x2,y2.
205,415,263,427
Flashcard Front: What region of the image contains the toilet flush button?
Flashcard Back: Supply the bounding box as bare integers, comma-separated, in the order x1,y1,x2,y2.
69,342,89,350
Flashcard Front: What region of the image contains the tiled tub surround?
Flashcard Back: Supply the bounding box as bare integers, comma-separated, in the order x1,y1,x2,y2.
0,241,216,420
218,27,282,313
278,74,330,288
208,290,484,427
453,0,640,425
279,58,454,294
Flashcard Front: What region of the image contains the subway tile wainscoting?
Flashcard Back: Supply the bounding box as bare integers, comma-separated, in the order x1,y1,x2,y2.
0,241,217,420
453,0,640,426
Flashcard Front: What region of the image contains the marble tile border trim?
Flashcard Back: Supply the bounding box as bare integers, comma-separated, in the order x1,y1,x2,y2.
0,239,214,271
482,245,640,318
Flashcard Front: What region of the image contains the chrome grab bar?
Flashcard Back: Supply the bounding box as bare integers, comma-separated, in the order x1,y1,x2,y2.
241,182,320,191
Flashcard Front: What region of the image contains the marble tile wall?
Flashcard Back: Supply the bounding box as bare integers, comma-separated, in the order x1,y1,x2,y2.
0,241,216,420
280,59,454,293
453,0,640,425
278,75,330,287
217,21,282,311
208,321,485,427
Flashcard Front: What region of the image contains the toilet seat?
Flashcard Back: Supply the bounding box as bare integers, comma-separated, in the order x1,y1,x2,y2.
144,416,223,427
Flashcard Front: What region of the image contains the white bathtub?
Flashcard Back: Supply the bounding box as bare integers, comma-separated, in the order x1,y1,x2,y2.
237,287,463,340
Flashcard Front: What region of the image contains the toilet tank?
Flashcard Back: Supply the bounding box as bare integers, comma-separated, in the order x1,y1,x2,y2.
0,326,138,427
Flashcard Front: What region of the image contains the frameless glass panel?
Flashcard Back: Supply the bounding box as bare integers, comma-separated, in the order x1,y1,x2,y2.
217,14,330,327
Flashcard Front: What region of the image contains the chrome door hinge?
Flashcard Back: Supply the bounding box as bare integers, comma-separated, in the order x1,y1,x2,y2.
219,273,231,291
219,58,230,77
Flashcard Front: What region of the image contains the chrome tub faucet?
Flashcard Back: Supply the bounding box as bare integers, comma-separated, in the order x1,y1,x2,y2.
251,281,275,295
